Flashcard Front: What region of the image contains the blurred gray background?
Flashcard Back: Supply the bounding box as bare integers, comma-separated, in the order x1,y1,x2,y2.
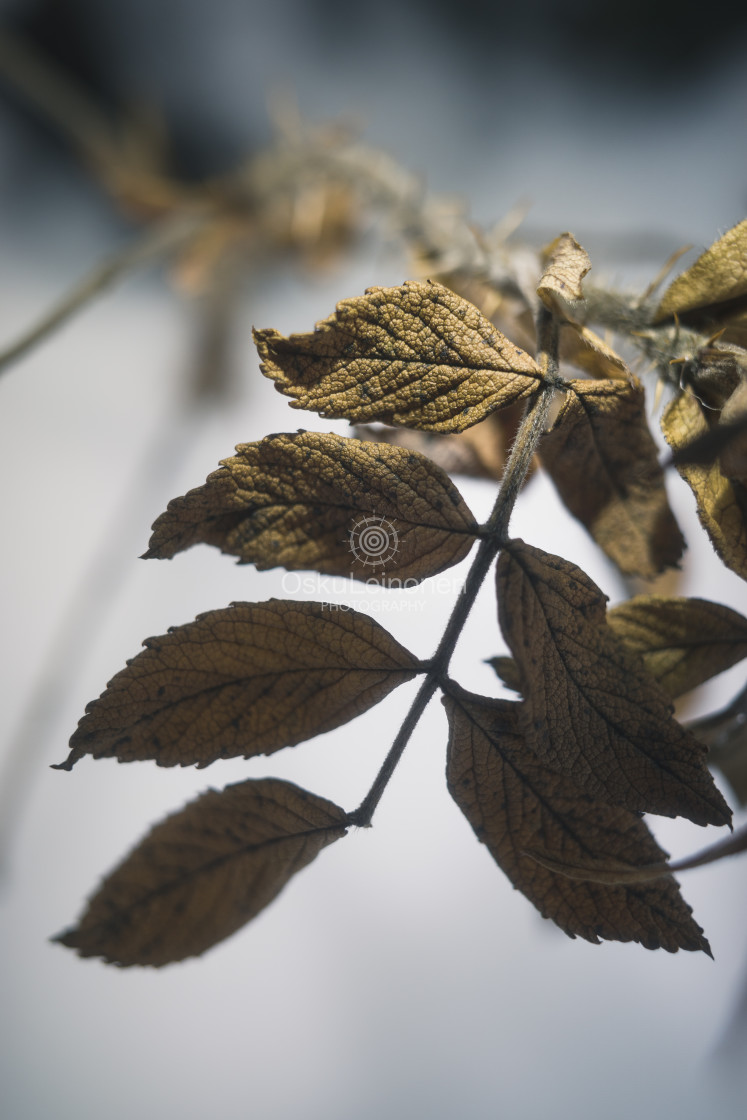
1,2,747,1118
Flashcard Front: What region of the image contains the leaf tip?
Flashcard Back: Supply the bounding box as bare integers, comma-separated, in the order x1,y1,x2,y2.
50,754,76,772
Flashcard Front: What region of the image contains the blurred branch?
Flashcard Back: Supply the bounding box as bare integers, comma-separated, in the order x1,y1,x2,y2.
0,212,209,377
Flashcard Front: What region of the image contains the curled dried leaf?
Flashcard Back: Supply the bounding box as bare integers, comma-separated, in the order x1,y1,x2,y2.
539,379,684,577
54,778,347,966
145,431,477,582
254,280,543,433
444,688,710,953
496,540,732,825
655,220,747,322
56,600,421,770
662,390,747,581
607,595,747,699
558,320,631,381
538,232,591,314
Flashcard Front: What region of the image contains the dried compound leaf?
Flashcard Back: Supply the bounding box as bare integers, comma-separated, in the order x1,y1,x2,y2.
254,280,544,433
145,431,477,582
538,232,591,313
662,391,747,581
56,600,421,770
607,596,747,699
496,540,732,825
655,220,747,322
54,778,347,966
539,379,684,577
444,689,710,953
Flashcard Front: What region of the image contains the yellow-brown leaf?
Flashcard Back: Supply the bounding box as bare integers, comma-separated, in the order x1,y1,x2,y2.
607,596,747,699
254,280,543,433
56,600,420,770
444,689,710,952
496,540,732,825
559,320,631,381
662,390,747,580
538,232,591,313
54,778,347,966
655,220,747,322
540,379,684,577
145,431,477,582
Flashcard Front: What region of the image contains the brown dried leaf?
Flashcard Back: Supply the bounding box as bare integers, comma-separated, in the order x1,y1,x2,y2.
444,688,710,952
54,777,347,966
559,320,631,381
539,379,684,577
145,431,477,582
355,421,501,481
527,820,747,883
496,540,732,825
354,400,532,483
607,596,747,699
485,655,523,693
655,220,747,322
667,414,747,470
538,232,591,313
254,280,543,433
719,377,747,481
662,391,747,580
56,600,420,770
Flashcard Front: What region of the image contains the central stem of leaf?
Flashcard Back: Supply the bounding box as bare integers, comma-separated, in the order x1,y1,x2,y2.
348,309,559,827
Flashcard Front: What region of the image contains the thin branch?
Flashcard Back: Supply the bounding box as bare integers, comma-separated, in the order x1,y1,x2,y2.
0,212,209,378
0,28,118,165
0,264,240,878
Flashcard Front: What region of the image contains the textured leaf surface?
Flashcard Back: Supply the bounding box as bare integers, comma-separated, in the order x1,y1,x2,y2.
496,540,731,825
540,378,684,577
254,280,543,433
607,596,747,699
57,601,420,769
145,431,477,582
444,689,710,953
538,232,591,312
655,220,747,321
54,778,347,966
662,391,747,580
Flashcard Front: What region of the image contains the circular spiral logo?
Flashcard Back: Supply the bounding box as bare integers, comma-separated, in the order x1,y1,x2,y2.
348,515,399,569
